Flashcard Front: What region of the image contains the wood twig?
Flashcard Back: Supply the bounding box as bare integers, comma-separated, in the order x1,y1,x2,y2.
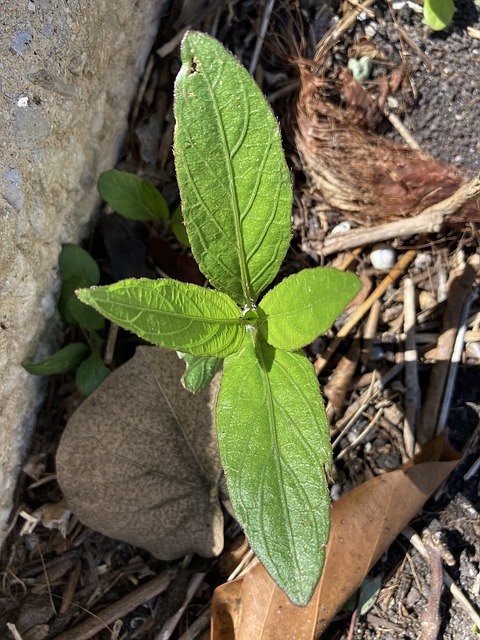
417,255,480,444
314,250,417,374
436,290,477,435
312,172,480,256
419,532,444,640
403,277,420,458
155,573,206,640
360,300,381,365
7,624,25,640
54,570,176,640
248,0,275,76
402,528,480,631
313,0,377,67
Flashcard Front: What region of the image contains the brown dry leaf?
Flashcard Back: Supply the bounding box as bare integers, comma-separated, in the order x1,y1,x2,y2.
211,439,459,639
57,346,224,559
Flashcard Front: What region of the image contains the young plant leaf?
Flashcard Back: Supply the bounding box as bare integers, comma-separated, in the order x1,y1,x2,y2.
174,32,292,306
98,170,169,222
59,276,105,330
423,0,454,30
177,351,222,393
59,243,100,285
171,205,190,247
258,268,361,350
216,330,331,606
75,351,110,396
23,342,89,375
77,279,246,358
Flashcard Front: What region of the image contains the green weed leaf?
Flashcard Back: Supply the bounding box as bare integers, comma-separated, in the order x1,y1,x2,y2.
174,32,292,306
171,205,190,247
216,330,331,605
23,343,89,375
423,0,454,30
98,170,169,222
59,243,100,285
76,351,111,396
78,279,246,357
259,268,361,350
59,276,105,330
178,352,222,393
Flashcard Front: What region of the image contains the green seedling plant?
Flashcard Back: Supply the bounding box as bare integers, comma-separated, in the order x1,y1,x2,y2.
77,32,361,605
23,244,110,396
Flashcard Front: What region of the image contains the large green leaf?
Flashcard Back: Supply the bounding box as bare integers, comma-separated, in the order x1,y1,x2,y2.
423,0,454,30
216,330,331,605
258,268,361,350
77,279,246,358
174,32,292,306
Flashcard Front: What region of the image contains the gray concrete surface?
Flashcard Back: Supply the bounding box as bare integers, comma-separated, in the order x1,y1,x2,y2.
0,0,164,547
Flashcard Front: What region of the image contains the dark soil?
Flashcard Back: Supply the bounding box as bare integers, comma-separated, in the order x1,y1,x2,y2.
1,1,479,639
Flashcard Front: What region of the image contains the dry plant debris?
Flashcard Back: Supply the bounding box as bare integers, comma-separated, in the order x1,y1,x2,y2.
1,1,480,639
56,347,224,561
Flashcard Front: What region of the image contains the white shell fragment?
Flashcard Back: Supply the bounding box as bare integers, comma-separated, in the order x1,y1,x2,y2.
370,243,396,270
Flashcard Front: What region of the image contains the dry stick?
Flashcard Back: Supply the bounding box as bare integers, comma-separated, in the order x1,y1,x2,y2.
313,0,377,67
155,573,206,640
248,0,275,76
419,533,444,640
402,527,480,631
403,277,420,458
177,607,211,640
324,334,361,419
360,299,381,365
331,362,404,449
59,560,82,615
417,255,480,445
384,110,426,156
6,624,25,640
314,172,480,256
335,406,383,461
314,250,417,374
437,290,477,436
54,570,175,640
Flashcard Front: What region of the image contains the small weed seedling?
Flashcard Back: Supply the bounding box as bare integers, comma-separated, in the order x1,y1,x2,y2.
97,169,190,247
23,244,110,396
78,32,361,605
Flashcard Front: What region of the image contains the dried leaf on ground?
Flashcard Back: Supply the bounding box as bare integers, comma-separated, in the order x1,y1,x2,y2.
211,438,459,639
57,346,224,560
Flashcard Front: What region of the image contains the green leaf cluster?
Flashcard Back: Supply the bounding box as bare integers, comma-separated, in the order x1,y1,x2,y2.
77,32,361,605
23,244,110,396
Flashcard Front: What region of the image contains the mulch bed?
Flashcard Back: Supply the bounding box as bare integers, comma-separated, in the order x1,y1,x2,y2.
1,1,479,638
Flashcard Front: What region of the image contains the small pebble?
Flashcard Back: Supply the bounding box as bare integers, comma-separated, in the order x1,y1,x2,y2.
330,220,351,235
370,243,396,270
